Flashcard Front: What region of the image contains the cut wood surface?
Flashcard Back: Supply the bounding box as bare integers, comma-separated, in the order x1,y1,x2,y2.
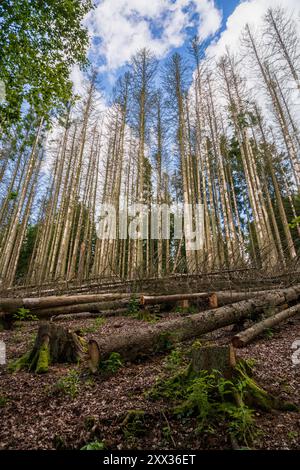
88,285,300,367
232,303,300,348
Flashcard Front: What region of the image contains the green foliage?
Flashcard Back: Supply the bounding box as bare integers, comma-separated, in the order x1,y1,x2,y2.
122,410,146,440
126,296,159,322
0,0,93,127
83,317,106,333
81,440,105,450
127,295,140,316
289,216,300,229
174,304,197,315
100,352,123,374
264,328,274,339
150,365,258,446
13,307,38,321
15,224,38,280
135,310,160,323
0,395,8,407
8,191,18,200
287,431,298,440
54,369,80,398
164,348,185,371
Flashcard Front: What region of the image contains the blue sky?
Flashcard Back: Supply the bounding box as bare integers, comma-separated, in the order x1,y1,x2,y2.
71,0,299,99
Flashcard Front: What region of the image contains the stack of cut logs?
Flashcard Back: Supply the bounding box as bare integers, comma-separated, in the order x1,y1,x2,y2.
1,286,300,357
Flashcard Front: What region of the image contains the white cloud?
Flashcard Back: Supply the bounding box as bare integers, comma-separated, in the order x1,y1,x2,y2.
85,0,222,71
70,65,86,96
207,0,300,58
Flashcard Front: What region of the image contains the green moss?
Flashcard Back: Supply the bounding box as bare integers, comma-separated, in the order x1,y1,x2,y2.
236,362,298,412
0,395,8,407
150,357,298,447
121,410,146,439
8,351,31,372
35,343,50,374
82,318,106,334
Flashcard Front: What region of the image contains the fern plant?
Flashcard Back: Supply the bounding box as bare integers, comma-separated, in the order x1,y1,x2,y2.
13,307,38,321
81,440,105,450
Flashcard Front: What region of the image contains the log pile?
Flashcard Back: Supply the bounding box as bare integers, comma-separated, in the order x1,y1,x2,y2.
6,284,300,374
1,284,300,330
88,285,300,369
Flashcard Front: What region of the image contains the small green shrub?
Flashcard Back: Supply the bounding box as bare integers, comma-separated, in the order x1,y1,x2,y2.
164,348,185,371
127,296,140,316
54,369,80,398
0,395,8,407
122,410,146,440
83,317,106,333
81,440,105,450
175,305,197,315
287,431,298,440
264,328,274,339
13,307,38,321
101,352,123,374
150,366,257,446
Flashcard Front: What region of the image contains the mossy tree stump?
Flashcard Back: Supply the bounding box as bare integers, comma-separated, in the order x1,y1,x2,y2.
190,343,298,413
10,323,87,374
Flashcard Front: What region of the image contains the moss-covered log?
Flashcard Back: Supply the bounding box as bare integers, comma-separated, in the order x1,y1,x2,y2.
10,323,87,373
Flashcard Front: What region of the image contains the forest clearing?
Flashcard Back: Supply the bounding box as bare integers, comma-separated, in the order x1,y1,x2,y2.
1,0,300,457
1,274,300,450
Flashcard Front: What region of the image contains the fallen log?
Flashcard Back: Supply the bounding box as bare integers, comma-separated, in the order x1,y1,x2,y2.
140,290,277,308
88,285,300,369
140,293,209,305
0,293,133,313
232,303,300,348
213,290,273,306
52,308,128,322
32,299,129,318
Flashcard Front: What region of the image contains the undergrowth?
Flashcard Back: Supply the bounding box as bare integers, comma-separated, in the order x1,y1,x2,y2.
100,352,123,374
52,369,81,398
149,349,258,447
83,317,106,333
13,307,38,322
81,440,106,450
127,296,160,322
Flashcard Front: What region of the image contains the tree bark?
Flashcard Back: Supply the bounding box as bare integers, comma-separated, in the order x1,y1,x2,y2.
0,293,132,313
10,323,86,373
232,303,300,348
87,285,300,367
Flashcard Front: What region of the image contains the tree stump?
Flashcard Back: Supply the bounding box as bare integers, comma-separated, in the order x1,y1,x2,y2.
191,343,236,378
10,323,87,373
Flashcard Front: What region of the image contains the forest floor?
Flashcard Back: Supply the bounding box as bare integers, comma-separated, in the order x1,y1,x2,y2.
0,309,300,450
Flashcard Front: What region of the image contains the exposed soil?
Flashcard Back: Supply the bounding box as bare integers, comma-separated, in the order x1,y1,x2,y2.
0,312,300,450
